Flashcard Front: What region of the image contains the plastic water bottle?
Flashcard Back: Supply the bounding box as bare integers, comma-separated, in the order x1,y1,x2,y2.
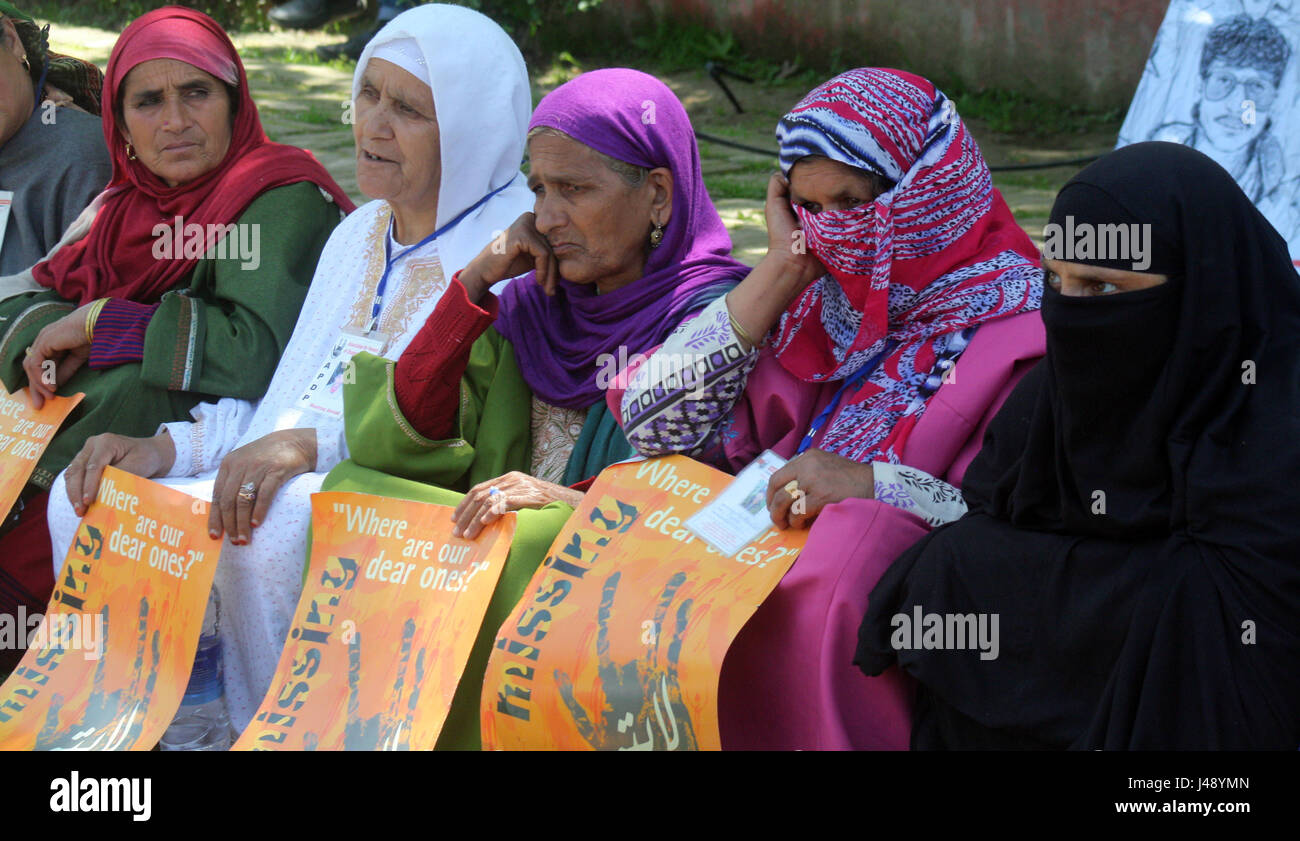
160,590,233,750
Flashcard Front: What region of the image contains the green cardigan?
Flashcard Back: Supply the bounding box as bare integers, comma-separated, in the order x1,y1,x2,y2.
0,182,342,489
322,328,634,749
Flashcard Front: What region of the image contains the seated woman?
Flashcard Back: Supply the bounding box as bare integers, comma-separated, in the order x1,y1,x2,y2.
615,68,1045,749
0,2,112,276
50,3,537,724
0,6,351,670
858,142,1300,750
322,67,750,748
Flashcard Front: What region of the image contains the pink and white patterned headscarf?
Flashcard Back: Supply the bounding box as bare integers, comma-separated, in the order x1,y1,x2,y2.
772,68,1042,462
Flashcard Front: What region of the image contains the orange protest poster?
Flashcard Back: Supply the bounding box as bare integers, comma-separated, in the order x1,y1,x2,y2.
0,385,83,517
234,492,514,750
480,455,807,751
0,467,220,750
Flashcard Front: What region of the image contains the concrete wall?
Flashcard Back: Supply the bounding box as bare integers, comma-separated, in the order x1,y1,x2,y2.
583,0,1169,109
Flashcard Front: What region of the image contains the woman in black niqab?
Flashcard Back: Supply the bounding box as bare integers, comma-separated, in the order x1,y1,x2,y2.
856,142,1300,749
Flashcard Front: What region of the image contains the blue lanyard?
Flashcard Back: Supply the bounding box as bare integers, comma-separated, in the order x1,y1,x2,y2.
794,340,897,456
367,176,515,333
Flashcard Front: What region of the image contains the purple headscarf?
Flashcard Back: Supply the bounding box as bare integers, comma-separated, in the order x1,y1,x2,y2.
494,68,749,409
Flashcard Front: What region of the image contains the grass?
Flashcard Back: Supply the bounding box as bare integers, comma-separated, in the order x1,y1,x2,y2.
22,0,277,32
26,3,1100,213
238,45,356,72
573,18,825,88
568,17,1122,140
944,83,1124,139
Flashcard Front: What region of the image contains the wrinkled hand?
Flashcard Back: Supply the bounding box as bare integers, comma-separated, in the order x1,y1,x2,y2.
209,428,316,544
766,447,875,529
452,471,583,539
460,212,558,301
24,304,94,410
65,431,177,517
762,172,827,291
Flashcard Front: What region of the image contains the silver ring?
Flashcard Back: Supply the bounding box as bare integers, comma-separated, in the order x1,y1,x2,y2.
237,481,257,503
488,487,501,497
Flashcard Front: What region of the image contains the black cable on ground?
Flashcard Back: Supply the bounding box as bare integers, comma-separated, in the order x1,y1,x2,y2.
986,154,1103,171
693,131,1102,172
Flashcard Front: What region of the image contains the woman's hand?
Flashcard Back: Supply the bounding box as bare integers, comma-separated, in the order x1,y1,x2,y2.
720,174,829,348
765,448,875,529
452,471,584,539
23,304,96,410
209,428,317,545
459,212,558,302
761,172,827,291
41,84,79,110
64,431,177,517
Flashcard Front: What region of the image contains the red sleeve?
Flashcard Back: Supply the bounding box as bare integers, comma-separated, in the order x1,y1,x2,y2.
394,271,499,440
89,298,160,369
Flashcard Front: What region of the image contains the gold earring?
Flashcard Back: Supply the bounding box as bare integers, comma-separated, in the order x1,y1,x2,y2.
649,221,664,249
20,55,29,73
125,142,136,161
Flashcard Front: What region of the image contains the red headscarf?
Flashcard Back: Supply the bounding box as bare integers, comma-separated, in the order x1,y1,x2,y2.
770,69,1042,462
32,6,356,305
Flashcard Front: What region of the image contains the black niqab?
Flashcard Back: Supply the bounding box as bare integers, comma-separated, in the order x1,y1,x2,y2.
856,142,1300,749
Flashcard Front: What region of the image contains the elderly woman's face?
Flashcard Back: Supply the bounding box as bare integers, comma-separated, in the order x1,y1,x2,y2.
527,132,672,293
118,59,233,187
353,58,441,213
788,156,887,214
0,17,35,148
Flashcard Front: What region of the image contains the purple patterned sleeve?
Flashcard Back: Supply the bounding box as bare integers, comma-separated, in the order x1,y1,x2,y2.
621,296,759,456
89,298,160,369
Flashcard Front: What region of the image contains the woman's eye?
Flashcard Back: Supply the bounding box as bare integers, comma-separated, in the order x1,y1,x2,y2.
1091,281,1119,295
799,201,821,214
844,197,863,209
1043,269,1061,290
185,89,209,100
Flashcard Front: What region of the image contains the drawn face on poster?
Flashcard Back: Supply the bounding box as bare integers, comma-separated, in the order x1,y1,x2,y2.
1196,22,1286,153
1119,1,1300,261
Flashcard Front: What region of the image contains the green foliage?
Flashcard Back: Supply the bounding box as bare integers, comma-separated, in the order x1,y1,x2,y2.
619,17,819,85
453,0,605,47
24,0,272,31
943,81,1123,138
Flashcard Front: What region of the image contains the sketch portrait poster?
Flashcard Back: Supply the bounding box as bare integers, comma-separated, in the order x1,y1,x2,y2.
1119,0,1300,263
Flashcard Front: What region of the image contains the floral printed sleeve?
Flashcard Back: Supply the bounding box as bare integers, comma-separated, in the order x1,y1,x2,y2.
872,462,967,526
620,295,758,456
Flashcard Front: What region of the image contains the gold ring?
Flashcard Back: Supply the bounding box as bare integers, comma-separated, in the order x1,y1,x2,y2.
237,481,257,503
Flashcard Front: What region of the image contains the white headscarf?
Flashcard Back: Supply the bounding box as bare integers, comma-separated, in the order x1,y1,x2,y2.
353,3,533,276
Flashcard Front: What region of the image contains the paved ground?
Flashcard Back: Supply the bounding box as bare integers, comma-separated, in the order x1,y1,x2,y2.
45,21,1121,266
